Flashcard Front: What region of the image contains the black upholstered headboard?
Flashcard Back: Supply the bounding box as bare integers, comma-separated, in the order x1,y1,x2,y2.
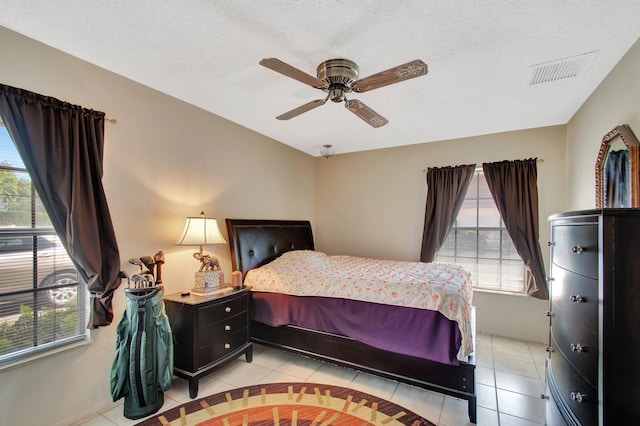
225,219,314,277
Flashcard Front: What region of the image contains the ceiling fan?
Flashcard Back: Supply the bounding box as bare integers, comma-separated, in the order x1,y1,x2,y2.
259,57,428,128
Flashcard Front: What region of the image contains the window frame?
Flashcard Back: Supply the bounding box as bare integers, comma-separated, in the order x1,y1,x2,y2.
0,121,89,367
436,168,527,294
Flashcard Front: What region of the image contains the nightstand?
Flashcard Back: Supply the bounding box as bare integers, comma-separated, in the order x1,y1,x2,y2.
164,287,252,398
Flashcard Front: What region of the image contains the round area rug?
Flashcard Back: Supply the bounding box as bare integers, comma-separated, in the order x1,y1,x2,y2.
136,382,435,425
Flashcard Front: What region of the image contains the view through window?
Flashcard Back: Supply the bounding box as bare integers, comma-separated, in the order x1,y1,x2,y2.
436,169,526,293
0,120,88,364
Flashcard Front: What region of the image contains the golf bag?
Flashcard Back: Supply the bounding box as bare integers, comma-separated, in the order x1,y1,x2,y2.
110,284,173,420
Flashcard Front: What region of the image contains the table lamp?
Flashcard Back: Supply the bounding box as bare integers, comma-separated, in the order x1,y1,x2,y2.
176,211,227,294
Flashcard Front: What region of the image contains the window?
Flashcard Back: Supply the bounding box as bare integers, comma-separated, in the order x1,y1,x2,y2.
0,121,88,364
436,169,526,293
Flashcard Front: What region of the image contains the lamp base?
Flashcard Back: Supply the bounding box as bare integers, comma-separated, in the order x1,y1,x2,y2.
193,270,225,292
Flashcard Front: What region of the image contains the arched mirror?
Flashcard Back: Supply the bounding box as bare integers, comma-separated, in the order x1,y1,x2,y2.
595,124,640,208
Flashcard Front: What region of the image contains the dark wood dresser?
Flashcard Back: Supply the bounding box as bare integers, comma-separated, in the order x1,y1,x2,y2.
164,288,252,398
546,209,640,425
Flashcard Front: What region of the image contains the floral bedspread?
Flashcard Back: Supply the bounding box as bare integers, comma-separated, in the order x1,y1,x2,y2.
244,250,474,358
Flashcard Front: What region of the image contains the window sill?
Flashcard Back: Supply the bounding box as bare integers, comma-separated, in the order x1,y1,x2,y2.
473,287,528,297
0,334,91,372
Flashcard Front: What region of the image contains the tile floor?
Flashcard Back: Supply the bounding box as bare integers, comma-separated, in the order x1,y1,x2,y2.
77,334,547,426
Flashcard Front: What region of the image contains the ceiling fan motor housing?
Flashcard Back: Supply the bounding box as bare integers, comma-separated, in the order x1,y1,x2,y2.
317,59,359,102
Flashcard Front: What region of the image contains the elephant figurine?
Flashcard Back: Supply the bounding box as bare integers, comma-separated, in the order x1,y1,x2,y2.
193,252,221,271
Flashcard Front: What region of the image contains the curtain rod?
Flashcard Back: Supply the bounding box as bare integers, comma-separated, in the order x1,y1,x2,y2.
105,117,117,125
423,158,544,173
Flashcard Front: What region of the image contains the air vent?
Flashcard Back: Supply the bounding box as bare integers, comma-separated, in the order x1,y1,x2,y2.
530,51,597,85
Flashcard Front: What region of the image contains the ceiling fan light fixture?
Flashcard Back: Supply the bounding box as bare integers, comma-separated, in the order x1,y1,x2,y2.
320,144,335,159
329,87,345,102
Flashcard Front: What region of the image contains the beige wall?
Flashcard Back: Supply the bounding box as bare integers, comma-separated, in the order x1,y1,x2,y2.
2,21,638,425
566,37,640,209
0,27,315,425
315,126,567,342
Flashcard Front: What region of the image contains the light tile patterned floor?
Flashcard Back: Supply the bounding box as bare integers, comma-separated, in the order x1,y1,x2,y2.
77,334,547,425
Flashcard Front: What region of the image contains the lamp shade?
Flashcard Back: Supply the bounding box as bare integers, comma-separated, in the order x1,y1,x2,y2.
176,214,226,246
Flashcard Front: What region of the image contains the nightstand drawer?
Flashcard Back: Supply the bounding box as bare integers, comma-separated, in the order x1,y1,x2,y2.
198,292,248,327
199,311,248,343
196,328,249,368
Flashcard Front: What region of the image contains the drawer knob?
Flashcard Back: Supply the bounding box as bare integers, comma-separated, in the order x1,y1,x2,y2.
570,392,586,403
224,343,231,349
570,245,584,254
569,294,585,303
225,306,232,313
225,324,231,331
570,343,585,353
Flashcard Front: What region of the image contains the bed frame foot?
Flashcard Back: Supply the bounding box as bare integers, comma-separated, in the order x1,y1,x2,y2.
468,394,477,424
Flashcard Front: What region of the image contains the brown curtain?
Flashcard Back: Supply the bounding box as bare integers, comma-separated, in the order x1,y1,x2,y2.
420,164,476,262
0,84,122,327
482,159,548,300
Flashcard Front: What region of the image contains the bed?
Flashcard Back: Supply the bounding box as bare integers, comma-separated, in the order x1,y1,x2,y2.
225,219,477,423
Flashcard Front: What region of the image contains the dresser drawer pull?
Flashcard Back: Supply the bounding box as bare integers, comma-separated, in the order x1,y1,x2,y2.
570,245,584,254
570,392,586,403
225,325,231,331
570,343,585,353
224,343,231,349
569,294,585,303
225,306,232,313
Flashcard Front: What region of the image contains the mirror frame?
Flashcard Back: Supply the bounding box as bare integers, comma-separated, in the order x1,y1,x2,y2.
595,124,640,208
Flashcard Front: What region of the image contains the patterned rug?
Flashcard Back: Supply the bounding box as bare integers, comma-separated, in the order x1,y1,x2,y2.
136,382,435,425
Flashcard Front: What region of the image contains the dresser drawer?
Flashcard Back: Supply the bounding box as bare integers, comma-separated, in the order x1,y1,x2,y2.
546,366,573,426
550,326,597,388
196,328,249,368
550,266,598,333
198,292,248,327
549,351,597,426
551,224,598,279
550,268,598,386
199,311,248,345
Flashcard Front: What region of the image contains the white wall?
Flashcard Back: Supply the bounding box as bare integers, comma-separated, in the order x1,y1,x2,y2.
566,37,640,209
315,126,568,343
0,27,315,426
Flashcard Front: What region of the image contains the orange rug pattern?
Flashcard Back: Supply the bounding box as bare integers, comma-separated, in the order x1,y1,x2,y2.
136,382,435,425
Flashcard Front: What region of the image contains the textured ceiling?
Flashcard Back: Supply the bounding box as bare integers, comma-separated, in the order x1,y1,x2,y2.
1,1,640,156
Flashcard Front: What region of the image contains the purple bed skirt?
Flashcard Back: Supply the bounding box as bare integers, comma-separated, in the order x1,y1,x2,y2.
251,292,462,365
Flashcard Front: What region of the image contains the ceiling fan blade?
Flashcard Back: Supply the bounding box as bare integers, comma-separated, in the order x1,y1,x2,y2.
345,99,389,128
353,59,428,93
260,58,327,89
276,99,326,120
